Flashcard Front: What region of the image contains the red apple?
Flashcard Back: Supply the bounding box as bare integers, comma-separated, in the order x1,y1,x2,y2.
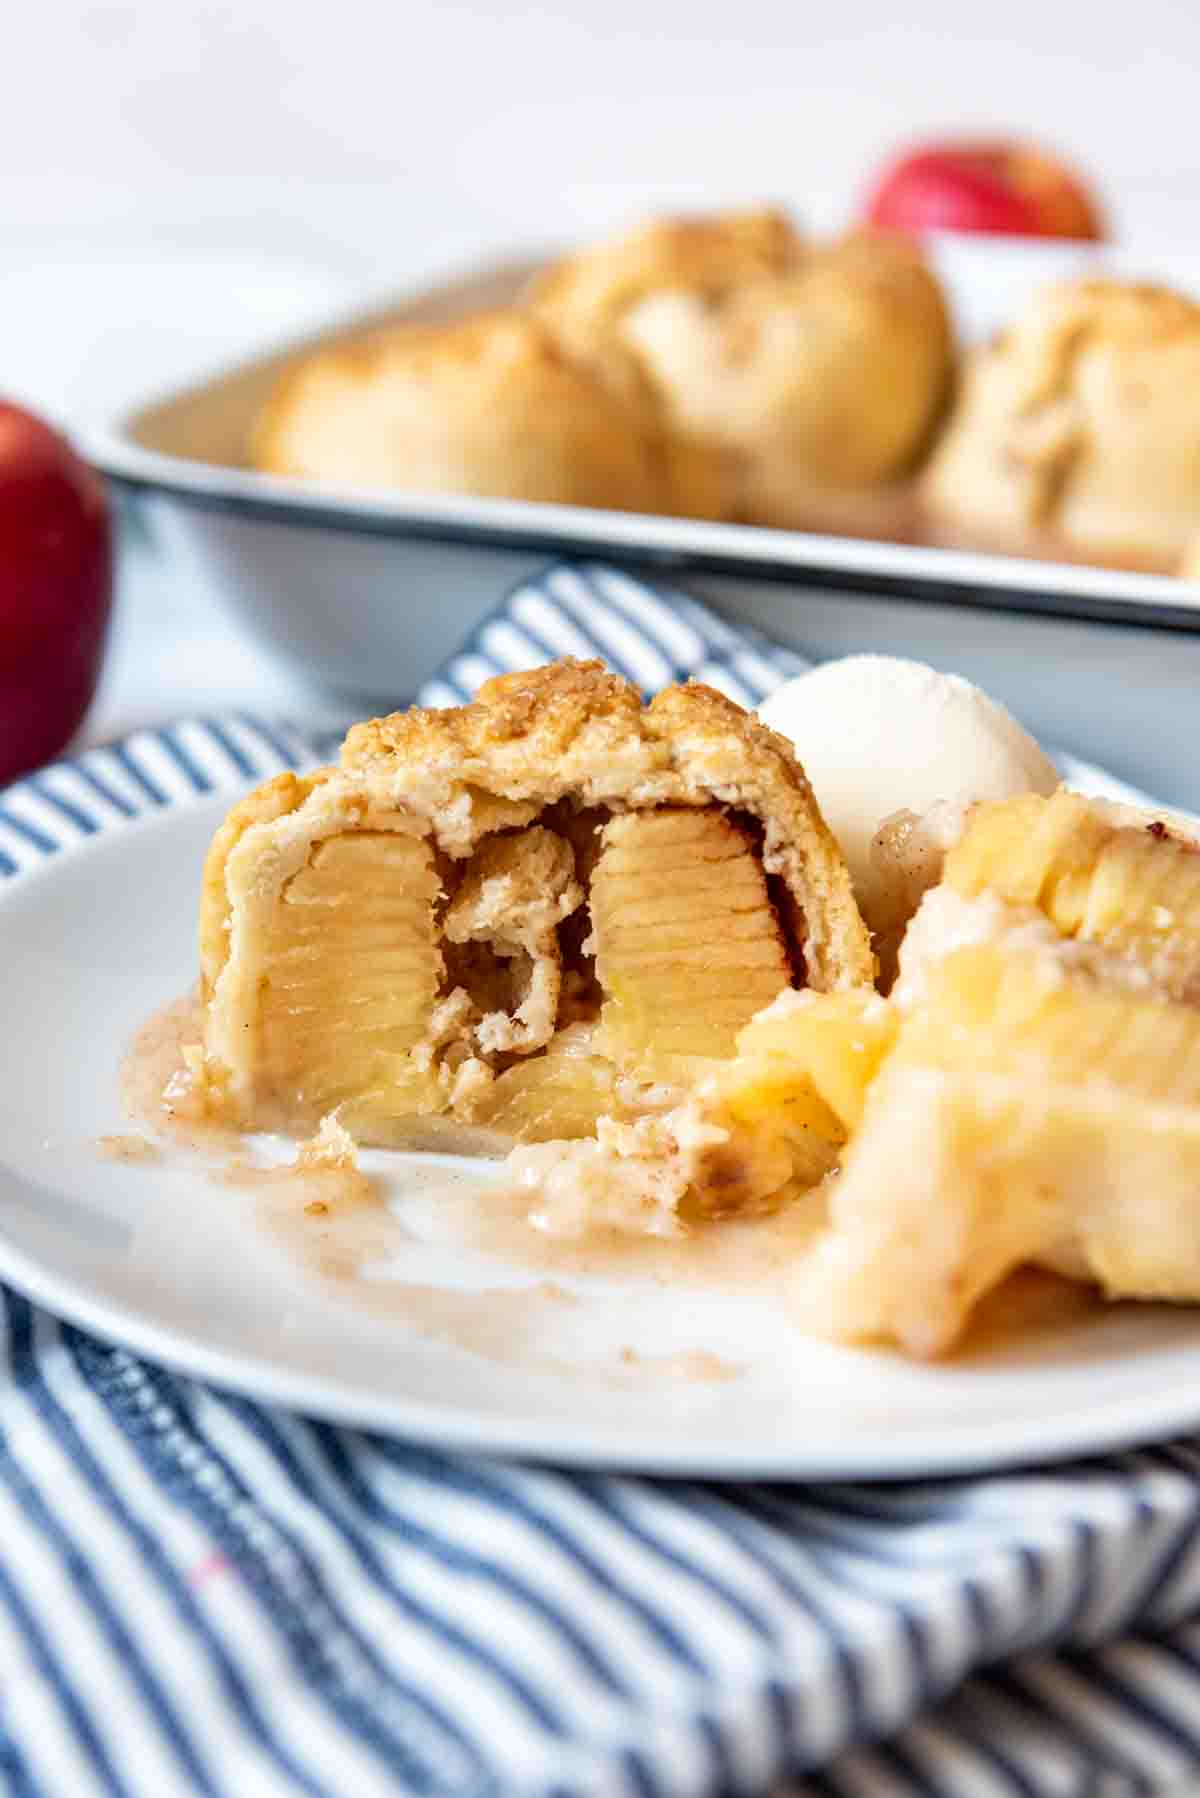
0,401,113,785
863,141,1106,241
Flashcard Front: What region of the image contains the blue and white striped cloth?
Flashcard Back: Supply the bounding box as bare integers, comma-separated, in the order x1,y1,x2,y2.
1,561,1200,1798
415,564,812,713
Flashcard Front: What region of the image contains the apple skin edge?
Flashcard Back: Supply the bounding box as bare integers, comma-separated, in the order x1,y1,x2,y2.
0,402,114,787
863,142,1105,242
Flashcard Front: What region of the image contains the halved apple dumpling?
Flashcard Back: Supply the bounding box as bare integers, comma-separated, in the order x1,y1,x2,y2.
197,659,874,1151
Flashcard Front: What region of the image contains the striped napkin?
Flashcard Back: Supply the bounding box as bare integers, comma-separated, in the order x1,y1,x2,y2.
1,562,1200,1798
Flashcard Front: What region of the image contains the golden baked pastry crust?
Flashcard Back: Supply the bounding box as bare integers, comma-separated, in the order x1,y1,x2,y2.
251,310,725,520
533,221,952,530
527,207,804,333
198,660,873,1143
716,232,954,523
921,278,1200,570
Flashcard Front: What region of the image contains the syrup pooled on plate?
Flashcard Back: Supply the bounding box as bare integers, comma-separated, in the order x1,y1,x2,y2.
115,987,1110,1381
120,988,238,1150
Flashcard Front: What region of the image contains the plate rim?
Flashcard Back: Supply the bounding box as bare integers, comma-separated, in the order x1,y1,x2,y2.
5,1203,1200,1480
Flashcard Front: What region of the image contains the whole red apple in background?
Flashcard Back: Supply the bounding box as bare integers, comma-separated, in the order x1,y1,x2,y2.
864,140,1106,241
0,401,113,786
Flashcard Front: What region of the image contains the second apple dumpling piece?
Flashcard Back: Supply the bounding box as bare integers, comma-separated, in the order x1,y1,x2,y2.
941,788,1200,1000
802,943,1200,1356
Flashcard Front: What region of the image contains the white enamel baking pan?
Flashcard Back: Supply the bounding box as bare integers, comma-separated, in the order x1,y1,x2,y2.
83,236,1200,810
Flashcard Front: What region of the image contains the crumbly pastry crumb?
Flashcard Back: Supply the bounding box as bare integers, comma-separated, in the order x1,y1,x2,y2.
96,1133,162,1164
506,1101,731,1239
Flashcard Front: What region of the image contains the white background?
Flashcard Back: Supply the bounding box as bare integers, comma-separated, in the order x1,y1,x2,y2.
6,0,1200,425
7,0,1200,276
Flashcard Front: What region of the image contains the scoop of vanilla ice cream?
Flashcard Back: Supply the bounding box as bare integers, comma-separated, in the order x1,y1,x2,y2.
757,655,1058,927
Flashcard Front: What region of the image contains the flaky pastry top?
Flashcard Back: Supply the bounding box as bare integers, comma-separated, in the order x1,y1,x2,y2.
527,207,805,333
203,660,873,998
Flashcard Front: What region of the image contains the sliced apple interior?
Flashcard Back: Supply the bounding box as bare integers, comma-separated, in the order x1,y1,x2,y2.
946,789,1200,998
591,807,794,1071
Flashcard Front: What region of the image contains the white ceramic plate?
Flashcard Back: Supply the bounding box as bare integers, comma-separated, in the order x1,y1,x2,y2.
5,720,1200,1481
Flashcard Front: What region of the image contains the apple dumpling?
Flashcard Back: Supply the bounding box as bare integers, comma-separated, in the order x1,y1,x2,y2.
196,660,873,1149
531,214,954,533
526,206,805,380
250,311,725,520
921,278,1200,570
